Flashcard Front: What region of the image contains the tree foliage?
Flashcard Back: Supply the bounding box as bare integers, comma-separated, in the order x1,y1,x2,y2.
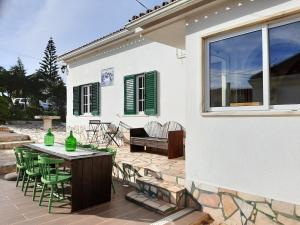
38,37,66,120
0,38,66,122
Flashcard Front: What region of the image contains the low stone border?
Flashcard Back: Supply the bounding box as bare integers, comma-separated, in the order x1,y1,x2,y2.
186,180,300,225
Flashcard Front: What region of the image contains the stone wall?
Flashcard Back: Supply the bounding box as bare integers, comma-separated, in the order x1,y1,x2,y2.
186,181,300,225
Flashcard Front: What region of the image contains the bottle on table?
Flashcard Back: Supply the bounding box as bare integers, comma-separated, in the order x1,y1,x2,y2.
44,128,54,146
65,131,77,151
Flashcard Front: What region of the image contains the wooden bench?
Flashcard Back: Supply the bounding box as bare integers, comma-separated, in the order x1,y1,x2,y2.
130,121,184,159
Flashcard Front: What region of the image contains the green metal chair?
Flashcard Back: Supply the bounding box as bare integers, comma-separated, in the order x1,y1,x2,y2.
23,151,41,201
38,155,71,213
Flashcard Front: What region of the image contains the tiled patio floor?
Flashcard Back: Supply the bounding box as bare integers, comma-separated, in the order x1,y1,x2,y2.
0,177,163,225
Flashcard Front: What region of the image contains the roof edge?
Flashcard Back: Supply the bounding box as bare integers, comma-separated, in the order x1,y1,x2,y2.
125,0,204,29
58,29,134,61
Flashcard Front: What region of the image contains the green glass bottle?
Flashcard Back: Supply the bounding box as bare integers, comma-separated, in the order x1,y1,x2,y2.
65,131,77,152
44,128,54,146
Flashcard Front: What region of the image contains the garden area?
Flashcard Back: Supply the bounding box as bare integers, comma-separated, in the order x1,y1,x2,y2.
0,38,66,124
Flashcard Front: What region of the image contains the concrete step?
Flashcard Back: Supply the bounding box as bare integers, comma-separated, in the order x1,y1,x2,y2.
151,209,214,225
0,140,34,149
126,191,177,215
136,176,186,208
0,132,30,142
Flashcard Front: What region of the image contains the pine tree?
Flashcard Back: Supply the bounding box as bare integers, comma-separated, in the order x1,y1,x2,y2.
39,37,60,86
38,37,66,120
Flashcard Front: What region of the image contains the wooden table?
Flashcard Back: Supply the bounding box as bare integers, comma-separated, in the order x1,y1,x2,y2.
24,143,112,212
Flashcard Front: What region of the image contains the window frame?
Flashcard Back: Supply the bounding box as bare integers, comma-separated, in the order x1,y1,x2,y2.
81,84,92,115
205,16,300,112
136,74,145,114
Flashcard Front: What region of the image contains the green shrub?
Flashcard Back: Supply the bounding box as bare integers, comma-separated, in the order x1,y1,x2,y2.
0,96,9,123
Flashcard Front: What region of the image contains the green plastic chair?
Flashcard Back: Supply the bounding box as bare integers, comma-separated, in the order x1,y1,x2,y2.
14,147,27,188
23,151,41,201
38,155,71,213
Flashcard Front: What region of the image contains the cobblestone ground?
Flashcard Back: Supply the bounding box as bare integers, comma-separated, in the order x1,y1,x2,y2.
6,121,66,144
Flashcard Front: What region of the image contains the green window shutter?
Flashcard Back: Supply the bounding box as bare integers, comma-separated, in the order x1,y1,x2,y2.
91,82,100,116
145,71,158,116
73,86,81,116
124,75,136,115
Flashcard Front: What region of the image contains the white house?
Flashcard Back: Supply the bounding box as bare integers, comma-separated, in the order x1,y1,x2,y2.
59,0,300,224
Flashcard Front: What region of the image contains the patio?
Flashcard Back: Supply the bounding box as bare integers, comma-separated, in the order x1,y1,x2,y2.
0,122,187,218
0,177,163,225
4,122,185,185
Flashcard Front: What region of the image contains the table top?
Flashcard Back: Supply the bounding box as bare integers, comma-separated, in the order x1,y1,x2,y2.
24,143,111,161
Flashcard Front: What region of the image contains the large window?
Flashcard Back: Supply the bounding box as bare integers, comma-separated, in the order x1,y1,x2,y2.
206,17,300,111
209,30,263,108
269,21,300,106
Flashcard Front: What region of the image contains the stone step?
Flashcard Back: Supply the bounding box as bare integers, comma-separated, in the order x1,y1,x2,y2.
0,163,16,175
0,149,16,174
0,132,30,142
0,140,34,149
136,176,186,208
0,127,10,132
126,191,177,215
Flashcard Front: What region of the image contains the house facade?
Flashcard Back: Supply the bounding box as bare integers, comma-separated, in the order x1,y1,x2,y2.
60,0,300,224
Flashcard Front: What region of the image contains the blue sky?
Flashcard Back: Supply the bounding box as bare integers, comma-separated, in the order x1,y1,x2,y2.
0,0,163,75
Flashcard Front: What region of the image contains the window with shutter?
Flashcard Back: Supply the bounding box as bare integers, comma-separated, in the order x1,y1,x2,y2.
91,82,100,115
73,86,81,115
145,71,158,115
124,75,137,115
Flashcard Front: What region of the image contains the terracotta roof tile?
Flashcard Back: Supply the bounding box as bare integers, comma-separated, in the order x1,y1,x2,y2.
129,0,178,22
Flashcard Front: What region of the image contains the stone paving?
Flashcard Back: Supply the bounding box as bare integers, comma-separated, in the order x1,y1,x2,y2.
3,122,185,181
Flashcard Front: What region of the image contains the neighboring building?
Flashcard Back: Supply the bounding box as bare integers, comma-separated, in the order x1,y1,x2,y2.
59,0,300,224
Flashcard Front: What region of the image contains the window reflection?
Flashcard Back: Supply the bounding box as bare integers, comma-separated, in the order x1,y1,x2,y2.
209,31,263,107
269,21,300,105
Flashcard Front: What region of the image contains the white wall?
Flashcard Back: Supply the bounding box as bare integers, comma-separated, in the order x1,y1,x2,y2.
66,38,186,130
185,0,300,205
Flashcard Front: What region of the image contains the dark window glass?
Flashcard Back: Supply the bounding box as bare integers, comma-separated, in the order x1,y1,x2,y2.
269,21,300,105
209,31,263,107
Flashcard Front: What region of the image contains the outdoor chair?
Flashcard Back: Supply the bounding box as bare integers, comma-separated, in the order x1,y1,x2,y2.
105,123,120,147
23,151,41,201
38,155,71,213
122,163,142,185
14,147,29,188
86,120,101,144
